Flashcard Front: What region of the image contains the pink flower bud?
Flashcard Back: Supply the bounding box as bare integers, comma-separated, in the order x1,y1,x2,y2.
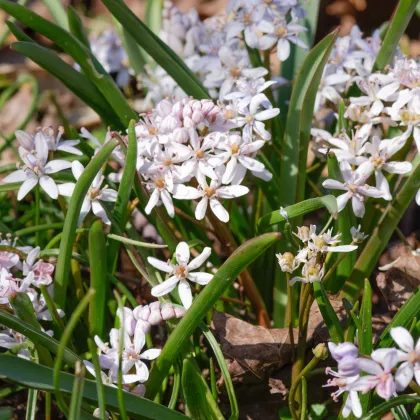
192,110,204,124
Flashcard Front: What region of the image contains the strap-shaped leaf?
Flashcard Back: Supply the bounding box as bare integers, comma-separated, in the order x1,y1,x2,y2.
145,232,281,399
279,31,337,207
100,0,210,99
0,0,137,126
0,355,188,419
373,0,420,71
257,195,337,233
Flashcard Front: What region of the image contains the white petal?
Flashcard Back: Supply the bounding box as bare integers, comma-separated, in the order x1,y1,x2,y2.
17,177,38,200
238,155,264,172
391,327,414,352
254,108,280,121
277,38,291,61
58,182,76,197
140,348,161,360
175,242,190,266
134,322,146,354
195,197,208,220
151,276,179,297
217,185,249,199
327,245,358,253
92,201,110,224
78,197,91,227
188,247,211,271
352,196,365,218
44,160,72,174
172,184,202,200
187,272,213,285
100,189,118,202
395,361,414,391
145,189,160,215
382,161,412,174
160,189,174,218
72,160,85,180
322,179,346,190
39,176,58,199
147,257,173,273
134,360,149,382
3,170,27,183
178,279,192,309
210,198,229,222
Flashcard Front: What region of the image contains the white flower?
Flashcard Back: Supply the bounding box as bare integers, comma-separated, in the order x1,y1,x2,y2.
309,228,358,254
144,175,175,218
390,327,420,390
148,242,213,308
58,161,117,226
290,262,325,286
38,126,82,156
3,134,72,200
350,225,368,243
0,268,30,304
22,247,55,287
276,252,299,273
328,342,360,377
322,160,384,218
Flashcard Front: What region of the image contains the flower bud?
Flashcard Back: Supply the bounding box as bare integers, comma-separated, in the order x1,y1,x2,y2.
93,408,110,419
313,343,328,360
328,342,358,361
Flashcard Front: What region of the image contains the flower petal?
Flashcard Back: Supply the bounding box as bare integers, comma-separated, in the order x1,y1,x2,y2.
188,247,211,271
391,327,414,352
187,272,213,285
151,276,179,297
147,257,173,273
178,279,192,309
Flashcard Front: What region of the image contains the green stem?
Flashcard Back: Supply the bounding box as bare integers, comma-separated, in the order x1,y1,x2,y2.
286,273,295,361
35,184,41,247
39,285,66,332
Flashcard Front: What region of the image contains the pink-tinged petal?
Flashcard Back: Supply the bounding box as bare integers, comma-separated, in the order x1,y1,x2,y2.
17,177,38,200
134,360,149,382
210,198,229,223
145,188,160,215
395,361,414,392
187,272,213,285
92,201,110,224
3,170,27,183
195,197,208,220
391,327,414,352
140,348,161,360
44,160,72,174
27,247,40,267
178,279,192,309
40,176,58,199
337,193,350,212
217,185,249,199
151,276,179,297
376,375,395,399
175,242,190,266
322,179,346,190
71,160,85,180
147,257,173,273
357,358,383,376
188,247,211,271
58,182,76,197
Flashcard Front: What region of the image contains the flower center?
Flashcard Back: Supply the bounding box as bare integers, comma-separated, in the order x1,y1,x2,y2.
148,127,157,135
307,266,320,277
89,187,101,199
231,144,240,154
349,184,358,193
204,187,216,198
163,158,172,167
196,149,205,159
230,66,241,77
314,236,327,249
224,109,234,119
246,115,254,124
175,265,187,277
276,26,287,37
154,178,165,189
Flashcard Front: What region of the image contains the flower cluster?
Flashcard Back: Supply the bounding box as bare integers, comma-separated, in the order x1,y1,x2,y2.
85,301,185,392
276,225,360,285
136,96,277,222
326,327,420,418
0,233,63,358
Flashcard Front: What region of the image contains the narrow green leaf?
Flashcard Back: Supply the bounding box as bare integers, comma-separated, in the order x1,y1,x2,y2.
41,0,68,29
0,355,188,419
145,0,162,35
67,6,90,48
54,139,118,308
313,282,344,344
373,0,420,71
343,158,420,302
100,0,210,99
69,362,85,420
257,195,337,233
145,232,281,399
89,220,108,337
279,31,337,207
25,389,37,420
0,310,80,365
11,42,121,128
182,355,224,420
9,293,54,367
361,395,420,420
0,0,137,125
108,120,138,273
87,338,106,419
358,279,372,415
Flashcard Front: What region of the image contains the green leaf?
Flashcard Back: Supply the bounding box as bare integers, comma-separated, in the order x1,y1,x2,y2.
145,0,162,36
145,232,281,399
373,0,420,71
358,279,372,415
41,0,68,29
25,389,37,420
360,395,420,420
69,362,85,420
54,139,118,308
0,182,21,192
0,310,80,366
0,355,188,420
257,195,337,233
0,0,136,126
324,152,355,292
279,31,337,207
108,120,138,273
11,42,121,128
9,293,54,367
67,6,90,48
343,158,420,302
89,220,108,337
100,0,210,99
182,355,225,420
313,282,344,344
